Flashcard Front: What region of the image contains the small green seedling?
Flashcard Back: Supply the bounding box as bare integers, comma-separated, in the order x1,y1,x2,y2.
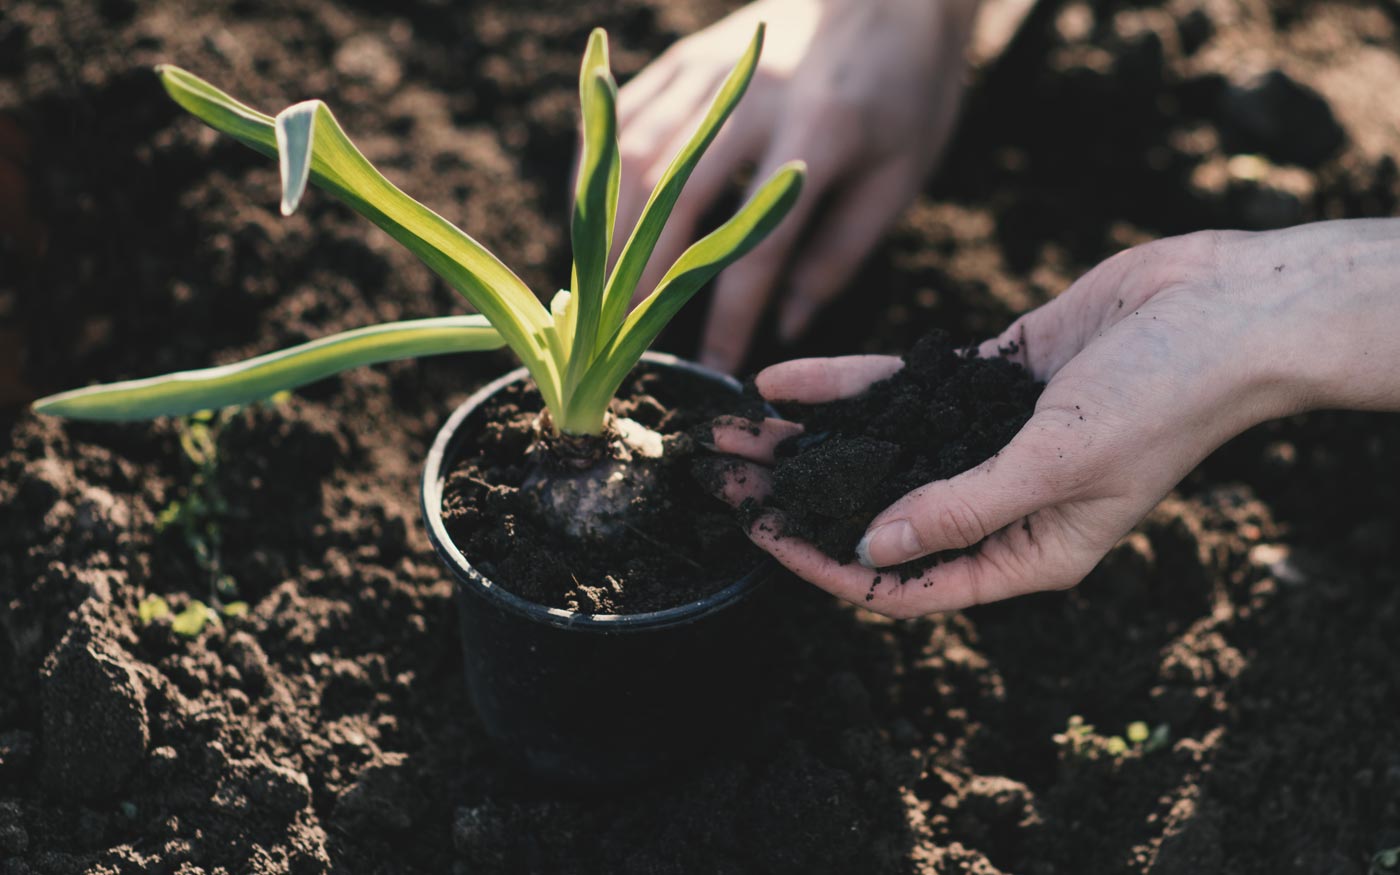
32,26,804,439
1374,846,1400,875
1054,715,1170,762
157,409,238,602
138,594,172,625
138,593,246,638
221,600,250,618
169,600,219,637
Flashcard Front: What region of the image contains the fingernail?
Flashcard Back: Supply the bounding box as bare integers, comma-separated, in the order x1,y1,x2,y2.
691,419,721,452
856,520,920,569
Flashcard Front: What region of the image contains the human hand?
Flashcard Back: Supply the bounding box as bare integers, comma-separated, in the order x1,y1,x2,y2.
708,222,1400,617
611,0,978,373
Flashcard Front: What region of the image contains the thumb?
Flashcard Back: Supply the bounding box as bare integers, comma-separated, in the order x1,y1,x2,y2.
855,417,1086,568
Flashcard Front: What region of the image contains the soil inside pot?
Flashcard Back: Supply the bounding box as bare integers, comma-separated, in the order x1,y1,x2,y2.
756,330,1043,580
440,362,767,614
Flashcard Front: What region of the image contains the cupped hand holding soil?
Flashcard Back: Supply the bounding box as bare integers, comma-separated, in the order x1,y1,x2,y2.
706,220,1400,617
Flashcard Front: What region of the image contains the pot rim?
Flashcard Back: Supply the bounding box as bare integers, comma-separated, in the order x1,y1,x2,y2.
421,350,772,633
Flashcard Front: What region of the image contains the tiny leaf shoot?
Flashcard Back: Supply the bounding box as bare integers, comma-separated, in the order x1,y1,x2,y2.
171,600,218,637
138,594,172,625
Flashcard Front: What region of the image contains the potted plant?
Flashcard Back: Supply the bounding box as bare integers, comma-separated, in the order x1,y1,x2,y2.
34,26,805,784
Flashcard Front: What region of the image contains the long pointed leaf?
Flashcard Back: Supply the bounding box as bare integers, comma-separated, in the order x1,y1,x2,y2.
33,316,505,421
156,66,561,412
562,161,805,432
543,289,574,373
565,29,620,396
593,24,765,350
275,100,317,215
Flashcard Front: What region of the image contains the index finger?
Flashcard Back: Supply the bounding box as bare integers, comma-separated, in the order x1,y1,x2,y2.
754,355,904,403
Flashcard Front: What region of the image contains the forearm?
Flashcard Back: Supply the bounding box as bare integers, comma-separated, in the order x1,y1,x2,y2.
1234,219,1400,414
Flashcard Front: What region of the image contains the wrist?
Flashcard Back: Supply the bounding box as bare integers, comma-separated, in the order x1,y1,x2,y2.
1233,220,1400,415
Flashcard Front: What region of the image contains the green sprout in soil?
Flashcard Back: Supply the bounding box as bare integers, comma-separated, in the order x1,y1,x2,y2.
141,404,263,633
158,409,237,603
138,594,171,626
138,594,246,638
1054,715,1171,762
31,26,804,440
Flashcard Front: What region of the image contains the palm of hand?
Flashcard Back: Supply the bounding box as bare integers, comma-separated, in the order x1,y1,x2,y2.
710,232,1285,617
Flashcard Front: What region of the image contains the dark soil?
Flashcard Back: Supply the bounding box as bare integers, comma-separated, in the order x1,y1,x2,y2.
763,330,1043,578
4,0,1400,873
440,364,764,614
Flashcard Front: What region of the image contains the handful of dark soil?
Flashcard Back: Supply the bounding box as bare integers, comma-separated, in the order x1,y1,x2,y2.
764,331,1043,578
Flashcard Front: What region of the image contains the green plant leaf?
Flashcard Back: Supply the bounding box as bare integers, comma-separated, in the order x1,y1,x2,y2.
171,600,216,637
542,289,574,374
155,65,563,415
138,594,171,625
33,316,505,421
563,160,804,432
221,601,250,618
565,30,620,397
593,23,765,349
275,100,317,215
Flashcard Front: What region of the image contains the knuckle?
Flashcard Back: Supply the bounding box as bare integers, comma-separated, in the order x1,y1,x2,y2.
974,543,1034,602
1134,231,1220,292
925,495,991,549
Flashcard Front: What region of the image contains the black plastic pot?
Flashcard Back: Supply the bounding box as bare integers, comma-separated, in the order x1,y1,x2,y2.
421,351,774,786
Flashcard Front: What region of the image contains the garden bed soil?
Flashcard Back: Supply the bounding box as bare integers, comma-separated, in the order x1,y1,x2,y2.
3,0,1400,873
760,330,1042,579
440,363,765,614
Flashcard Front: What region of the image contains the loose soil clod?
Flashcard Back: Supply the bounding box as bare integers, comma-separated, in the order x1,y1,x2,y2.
761,331,1042,580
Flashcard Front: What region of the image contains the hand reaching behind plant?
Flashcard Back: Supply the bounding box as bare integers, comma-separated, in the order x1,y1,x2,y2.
708,220,1400,617
611,0,979,373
